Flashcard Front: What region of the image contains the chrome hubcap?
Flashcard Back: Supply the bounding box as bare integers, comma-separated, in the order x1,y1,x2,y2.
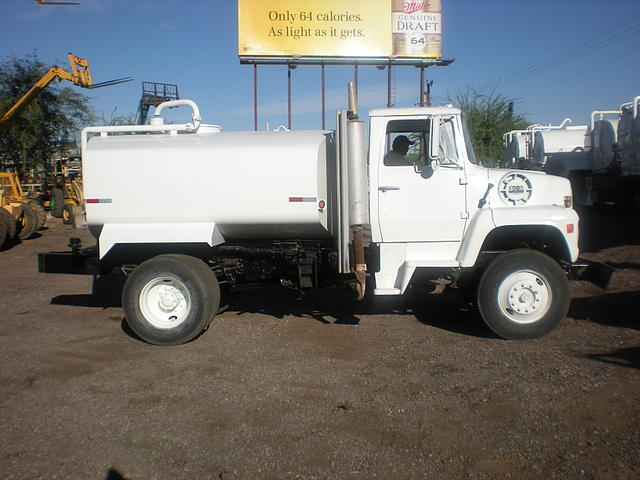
498,270,551,324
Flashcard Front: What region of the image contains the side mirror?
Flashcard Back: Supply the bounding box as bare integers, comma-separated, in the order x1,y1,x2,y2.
429,117,441,161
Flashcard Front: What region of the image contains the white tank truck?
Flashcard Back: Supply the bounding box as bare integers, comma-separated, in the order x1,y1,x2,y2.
504,95,640,206
503,119,589,173
39,87,612,345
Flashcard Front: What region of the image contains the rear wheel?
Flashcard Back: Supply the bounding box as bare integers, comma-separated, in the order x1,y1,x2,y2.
30,202,47,228
17,203,38,240
477,249,569,339
122,254,221,346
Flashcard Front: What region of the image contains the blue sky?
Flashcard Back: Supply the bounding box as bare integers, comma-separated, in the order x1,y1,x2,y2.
1,0,639,132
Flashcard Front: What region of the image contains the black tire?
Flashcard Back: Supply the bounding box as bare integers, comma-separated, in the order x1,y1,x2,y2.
0,207,17,243
62,204,74,225
0,213,7,247
17,203,38,240
476,249,569,340
122,254,220,346
30,202,47,228
51,187,64,218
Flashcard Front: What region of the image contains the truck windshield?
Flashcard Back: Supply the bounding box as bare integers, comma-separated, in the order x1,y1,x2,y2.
461,116,479,165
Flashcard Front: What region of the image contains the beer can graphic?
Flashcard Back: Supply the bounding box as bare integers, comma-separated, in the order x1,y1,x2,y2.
392,0,442,57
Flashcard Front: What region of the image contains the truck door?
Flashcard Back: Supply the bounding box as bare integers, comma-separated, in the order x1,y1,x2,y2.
377,116,467,243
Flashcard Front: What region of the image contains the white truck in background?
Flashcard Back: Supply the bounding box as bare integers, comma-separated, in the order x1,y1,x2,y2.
504,95,640,206
39,88,611,345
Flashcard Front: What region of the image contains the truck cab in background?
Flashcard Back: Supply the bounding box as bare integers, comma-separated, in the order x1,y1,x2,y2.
38,95,612,346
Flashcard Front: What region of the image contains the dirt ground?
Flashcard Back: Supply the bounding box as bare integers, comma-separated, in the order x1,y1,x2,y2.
1,206,639,480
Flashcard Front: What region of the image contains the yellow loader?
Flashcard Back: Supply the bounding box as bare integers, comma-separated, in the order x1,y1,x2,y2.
0,172,46,247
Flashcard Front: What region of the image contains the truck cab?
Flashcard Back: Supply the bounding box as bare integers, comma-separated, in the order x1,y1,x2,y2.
367,107,579,296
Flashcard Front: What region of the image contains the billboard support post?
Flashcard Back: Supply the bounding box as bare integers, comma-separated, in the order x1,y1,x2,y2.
419,67,425,107
253,64,258,131
321,64,326,130
387,64,392,108
287,65,293,130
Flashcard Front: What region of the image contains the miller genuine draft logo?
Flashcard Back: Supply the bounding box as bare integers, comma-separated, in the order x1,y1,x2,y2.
402,2,430,14
392,0,441,57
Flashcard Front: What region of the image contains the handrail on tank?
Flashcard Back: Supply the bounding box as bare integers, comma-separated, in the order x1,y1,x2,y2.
619,95,640,118
590,110,621,130
80,99,206,152
502,129,531,145
154,99,201,129
528,118,573,133
522,119,573,137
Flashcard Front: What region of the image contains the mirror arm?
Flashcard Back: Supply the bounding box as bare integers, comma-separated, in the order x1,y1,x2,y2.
429,116,441,161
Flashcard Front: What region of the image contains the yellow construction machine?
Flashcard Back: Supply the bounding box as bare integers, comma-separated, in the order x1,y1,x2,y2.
49,173,84,225
0,54,130,236
0,172,46,247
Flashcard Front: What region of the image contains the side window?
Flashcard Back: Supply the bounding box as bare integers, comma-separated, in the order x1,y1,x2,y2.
437,117,460,166
383,119,429,167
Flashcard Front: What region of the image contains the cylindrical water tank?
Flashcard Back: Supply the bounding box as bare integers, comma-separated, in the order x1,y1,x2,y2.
590,119,618,171
618,101,640,175
504,132,531,167
534,126,590,176
84,129,334,239
534,126,589,155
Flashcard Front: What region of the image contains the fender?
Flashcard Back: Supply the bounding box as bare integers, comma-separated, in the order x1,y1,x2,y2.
98,222,225,259
457,206,579,267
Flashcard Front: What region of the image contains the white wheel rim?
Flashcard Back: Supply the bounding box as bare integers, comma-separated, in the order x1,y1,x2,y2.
139,276,191,329
497,270,551,324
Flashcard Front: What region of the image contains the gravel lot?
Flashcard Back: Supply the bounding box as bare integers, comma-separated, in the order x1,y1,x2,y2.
1,207,639,480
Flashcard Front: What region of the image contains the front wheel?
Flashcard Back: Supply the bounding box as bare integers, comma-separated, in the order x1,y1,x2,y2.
477,250,569,340
122,254,221,346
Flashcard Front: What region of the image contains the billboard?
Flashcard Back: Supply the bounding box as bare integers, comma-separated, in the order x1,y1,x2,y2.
238,0,442,60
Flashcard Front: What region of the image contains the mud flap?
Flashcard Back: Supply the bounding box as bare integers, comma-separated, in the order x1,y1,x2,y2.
568,258,615,290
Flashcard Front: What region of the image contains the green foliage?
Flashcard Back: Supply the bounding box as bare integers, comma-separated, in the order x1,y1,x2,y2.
449,89,529,167
0,53,95,175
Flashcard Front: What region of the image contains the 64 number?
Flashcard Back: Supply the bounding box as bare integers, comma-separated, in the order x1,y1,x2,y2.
410,37,426,45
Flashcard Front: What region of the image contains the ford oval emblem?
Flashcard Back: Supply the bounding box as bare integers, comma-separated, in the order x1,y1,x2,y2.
499,172,532,206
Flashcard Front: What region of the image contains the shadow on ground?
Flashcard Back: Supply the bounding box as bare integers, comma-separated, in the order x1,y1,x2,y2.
578,205,640,253
569,291,640,331
585,346,640,370
226,284,496,339
51,274,125,308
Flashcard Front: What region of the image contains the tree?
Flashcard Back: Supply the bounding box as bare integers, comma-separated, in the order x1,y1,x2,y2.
449,89,529,167
0,52,95,176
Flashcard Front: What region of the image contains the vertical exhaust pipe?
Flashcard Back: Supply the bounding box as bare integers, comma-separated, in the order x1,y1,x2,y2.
346,82,366,298
348,82,358,120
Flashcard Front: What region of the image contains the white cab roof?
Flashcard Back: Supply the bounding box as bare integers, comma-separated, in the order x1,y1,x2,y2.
369,106,461,117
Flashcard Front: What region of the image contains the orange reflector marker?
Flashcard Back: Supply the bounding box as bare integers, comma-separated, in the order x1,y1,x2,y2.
567,224,574,234
318,200,326,209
